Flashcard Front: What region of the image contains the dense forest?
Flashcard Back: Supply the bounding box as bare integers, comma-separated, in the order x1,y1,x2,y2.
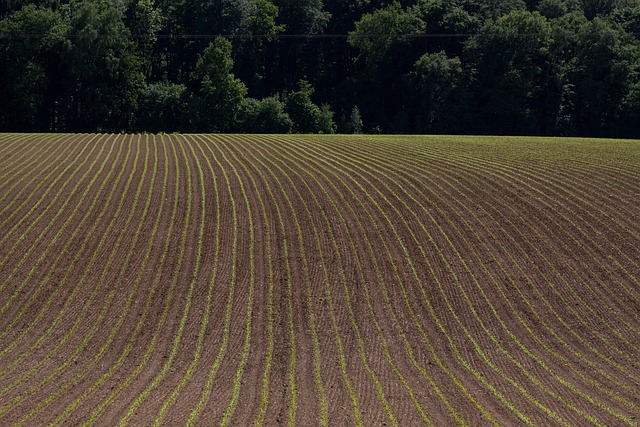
1,0,639,136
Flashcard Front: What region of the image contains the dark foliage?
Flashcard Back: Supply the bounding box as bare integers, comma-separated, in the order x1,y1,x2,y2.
0,0,638,136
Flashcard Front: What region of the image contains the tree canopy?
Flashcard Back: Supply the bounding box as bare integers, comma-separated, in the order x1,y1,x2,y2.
0,0,638,136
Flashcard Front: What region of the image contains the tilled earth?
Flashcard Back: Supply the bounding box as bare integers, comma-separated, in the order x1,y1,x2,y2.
0,133,639,426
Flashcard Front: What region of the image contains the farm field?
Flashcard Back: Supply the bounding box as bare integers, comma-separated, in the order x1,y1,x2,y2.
0,133,639,426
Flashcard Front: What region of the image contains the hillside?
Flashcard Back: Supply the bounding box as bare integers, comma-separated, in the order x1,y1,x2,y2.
0,134,639,425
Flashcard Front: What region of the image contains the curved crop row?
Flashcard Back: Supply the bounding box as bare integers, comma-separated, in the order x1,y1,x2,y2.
0,134,638,426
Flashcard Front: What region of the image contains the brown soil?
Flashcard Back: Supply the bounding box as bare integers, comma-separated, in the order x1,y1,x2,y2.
1,134,639,426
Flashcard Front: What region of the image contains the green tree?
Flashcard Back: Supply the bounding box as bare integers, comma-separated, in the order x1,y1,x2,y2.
135,81,194,132
239,96,293,133
62,0,143,131
619,80,640,137
466,0,527,21
191,37,248,132
0,5,67,131
1,0,61,18
269,0,331,93
233,0,284,97
537,0,569,18
349,1,425,131
285,80,336,133
274,0,330,34
156,0,258,85
611,0,640,35
418,0,479,32
566,17,639,135
580,0,615,19
163,0,256,35
349,2,424,73
124,0,164,78
405,51,466,132
318,104,337,133
348,105,364,133
285,80,321,132
464,10,557,134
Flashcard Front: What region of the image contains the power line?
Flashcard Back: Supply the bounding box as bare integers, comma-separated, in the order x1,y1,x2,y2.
0,32,466,39
1,32,638,39
151,33,474,39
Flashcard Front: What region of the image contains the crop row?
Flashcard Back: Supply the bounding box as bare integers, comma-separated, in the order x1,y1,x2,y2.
0,134,638,426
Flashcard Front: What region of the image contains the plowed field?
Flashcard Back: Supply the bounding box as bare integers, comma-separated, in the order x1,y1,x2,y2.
1,133,639,426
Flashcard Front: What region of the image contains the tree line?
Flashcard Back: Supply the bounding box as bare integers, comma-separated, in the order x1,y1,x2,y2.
1,0,639,136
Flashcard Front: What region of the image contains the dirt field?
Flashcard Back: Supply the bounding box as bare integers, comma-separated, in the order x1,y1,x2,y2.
1,133,639,426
